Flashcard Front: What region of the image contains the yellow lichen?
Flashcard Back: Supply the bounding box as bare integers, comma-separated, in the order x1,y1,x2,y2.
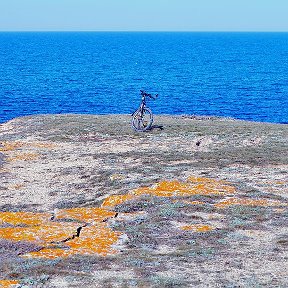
187,176,236,194
0,211,51,226
0,222,80,244
0,176,237,260
8,183,25,190
7,153,39,162
22,247,71,259
29,142,56,149
188,176,229,184
132,177,235,197
101,194,136,208
0,141,56,152
0,209,121,259
23,224,121,259
0,141,55,164
55,207,116,223
214,197,287,209
65,224,121,256
0,280,19,288
180,224,214,232
0,141,23,152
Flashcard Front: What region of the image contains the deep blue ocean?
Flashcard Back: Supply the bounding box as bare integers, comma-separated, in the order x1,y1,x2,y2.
0,32,287,124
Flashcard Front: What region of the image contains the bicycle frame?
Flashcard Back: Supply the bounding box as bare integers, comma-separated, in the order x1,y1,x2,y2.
132,95,146,116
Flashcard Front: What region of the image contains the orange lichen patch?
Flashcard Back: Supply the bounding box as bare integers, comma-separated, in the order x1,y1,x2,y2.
101,194,136,208
8,183,25,190
0,280,19,288
22,247,70,259
180,224,214,232
187,176,236,194
132,181,190,197
0,141,56,152
132,177,235,197
0,206,121,259
188,176,228,184
0,211,51,226
214,197,288,209
0,176,238,260
29,142,57,149
65,224,121,256
7,153,39,162
0,141,23,152
152,180,190,196
265,180,287,185
275,181,287,185
0,208,121,259
23,224,121,259
0,222,80,244
55,207,116,223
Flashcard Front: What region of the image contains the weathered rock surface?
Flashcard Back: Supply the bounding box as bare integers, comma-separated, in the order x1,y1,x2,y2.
0,114,287,287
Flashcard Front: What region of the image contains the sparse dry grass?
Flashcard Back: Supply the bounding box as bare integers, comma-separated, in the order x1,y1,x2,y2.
0,114,287,287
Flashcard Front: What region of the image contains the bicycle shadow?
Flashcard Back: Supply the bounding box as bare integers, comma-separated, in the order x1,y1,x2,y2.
148,125,164,131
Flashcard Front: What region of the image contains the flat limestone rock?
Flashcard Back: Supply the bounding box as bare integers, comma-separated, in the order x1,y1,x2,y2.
0,114,287,287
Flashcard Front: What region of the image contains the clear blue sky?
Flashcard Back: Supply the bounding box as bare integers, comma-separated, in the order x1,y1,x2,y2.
0,0,288,31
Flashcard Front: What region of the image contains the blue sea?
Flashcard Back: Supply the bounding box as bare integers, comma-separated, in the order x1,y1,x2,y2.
0,32,287,124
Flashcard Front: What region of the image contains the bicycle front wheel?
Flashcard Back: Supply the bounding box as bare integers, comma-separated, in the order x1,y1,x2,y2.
131,107,153,132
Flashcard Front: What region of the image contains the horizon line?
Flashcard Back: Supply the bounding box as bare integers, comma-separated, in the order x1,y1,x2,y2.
1,30,288,33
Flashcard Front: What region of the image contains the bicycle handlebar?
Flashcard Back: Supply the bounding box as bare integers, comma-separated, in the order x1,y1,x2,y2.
140,90,158,100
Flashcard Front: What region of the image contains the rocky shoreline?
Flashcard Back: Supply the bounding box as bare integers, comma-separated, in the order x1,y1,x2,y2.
0,114,287,287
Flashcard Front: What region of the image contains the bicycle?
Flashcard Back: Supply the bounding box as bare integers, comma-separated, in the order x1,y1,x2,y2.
131,90,158,132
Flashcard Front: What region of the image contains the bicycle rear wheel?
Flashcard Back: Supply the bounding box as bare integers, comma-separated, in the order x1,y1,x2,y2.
131,107,153,132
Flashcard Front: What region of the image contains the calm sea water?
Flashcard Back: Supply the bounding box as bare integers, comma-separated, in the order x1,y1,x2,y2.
0,32,287,124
